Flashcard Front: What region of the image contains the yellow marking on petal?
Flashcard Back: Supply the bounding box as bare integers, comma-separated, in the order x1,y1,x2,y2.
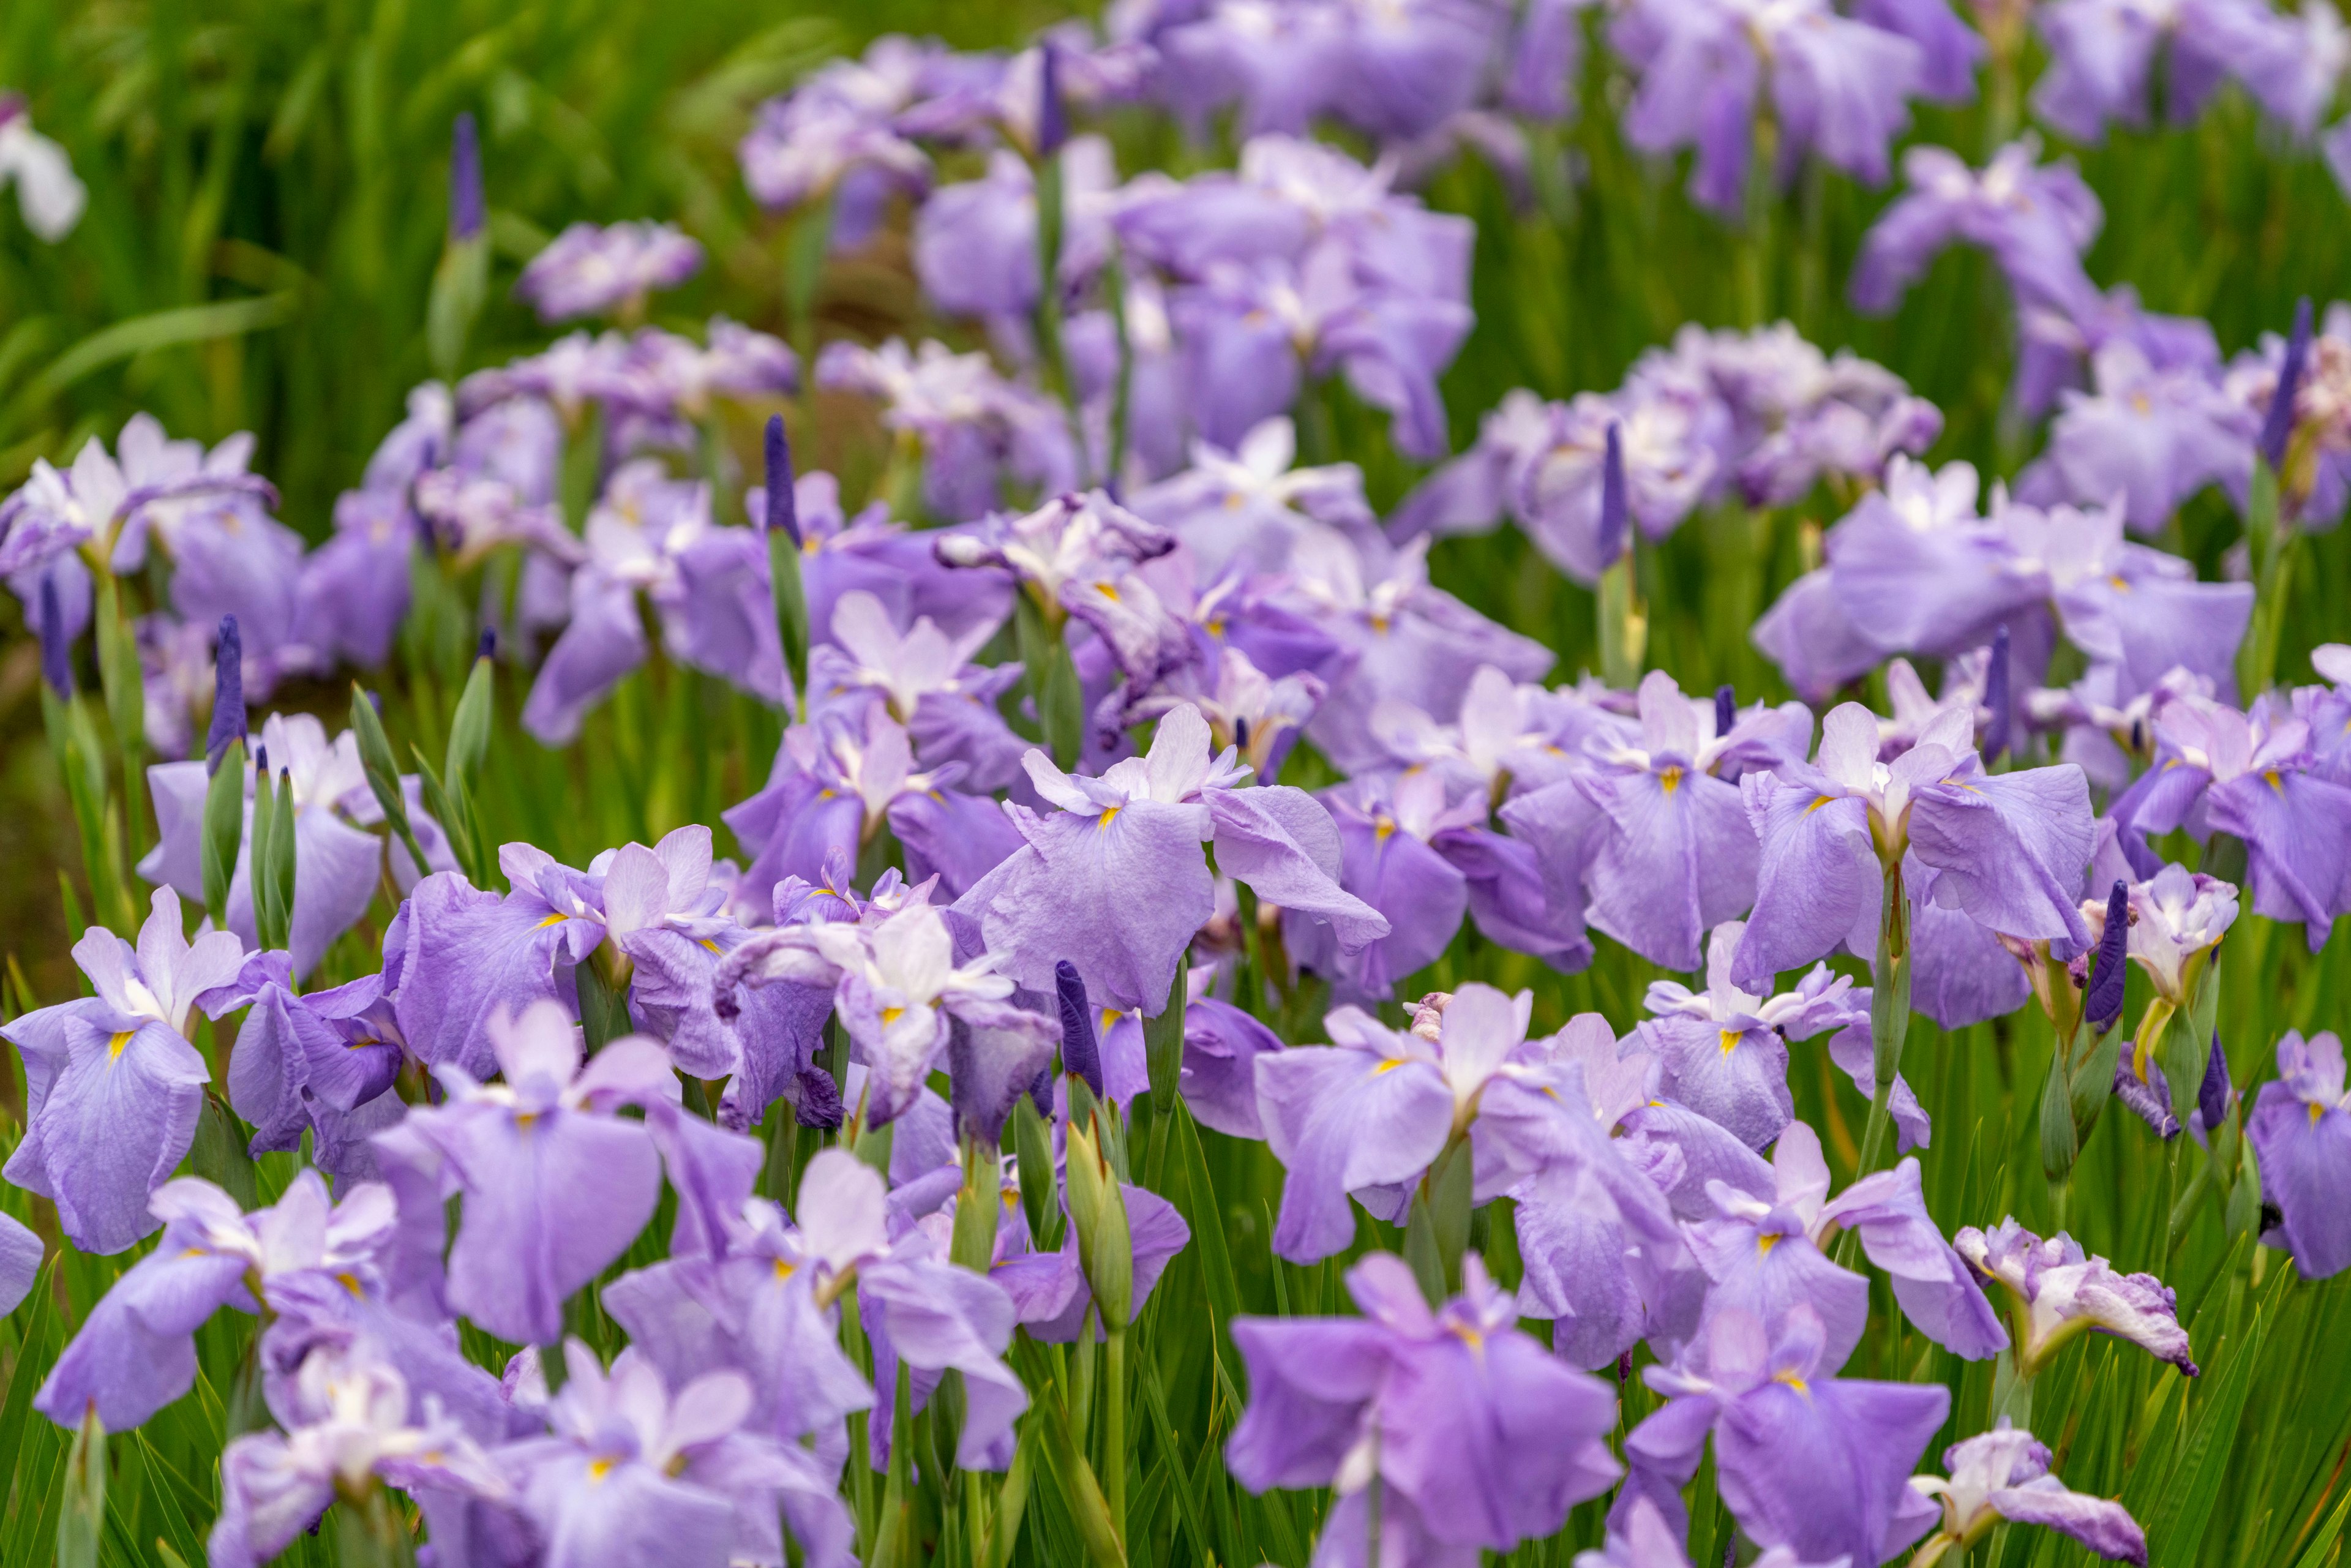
1101,1008,1122,1032
514,1111,539,1131
588,1458,615,1482
1204,618,1226,636
1806,793,1835,814
1374,816,1398,841
1369,614,1391,634
1773,1369,1809,1394
1450,1324,1485,1352
1098,805,1122,829
2317,1101,2329,1127
535,912,568,929
346,1037,381,1051
1373,1057,1408,1075
1720,1029,1742,1057
2265,769,2285,794
107,1030,133,1061
880,1006,905,1026
774,1258,796,1281
337,1272,365,1297
1098,581,1121,602
1757,1232,1780,1256
2108,575,2131,591
1659,765,1685,797
699,939,722,955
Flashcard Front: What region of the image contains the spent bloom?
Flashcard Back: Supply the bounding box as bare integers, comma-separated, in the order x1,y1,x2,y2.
1907,1419,2149,1566
1954,1218,2199,1376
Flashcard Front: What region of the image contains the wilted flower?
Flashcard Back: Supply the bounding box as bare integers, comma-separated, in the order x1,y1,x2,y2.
1954,1218,2199,1376
1908,1419,2148,1565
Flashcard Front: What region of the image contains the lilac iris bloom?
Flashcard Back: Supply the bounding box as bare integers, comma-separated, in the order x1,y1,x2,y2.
2017,341,2254,534
1686,1120,2008,1367
210,1345,506,1568
811,589,1029,790
1228,1252,1621,1568
1130,416,1380,579
1612,0,1923,217
2247,1031,2351,1278
816,339,1079,521
954,702,1385,1012
1732,700,2094,990
1908,1419,2150,1565
522,460,787,743
2031,0,2328,143
1640,922,1905,1151
748,469,1009,654
1954,1218,2199,1376
1254,985,1577,1262
1577,1496,1845,1567
37,1171,396,1430
221,947,408,1182
1509,670,1794,972
139,712,405,978
516,220,703,322
504,1343,852,1568
380,1001,678,1345
737,36,936,239
1853,138,2102,317
1616,1305,1948,1562
1,888,246,1253
913,138,1119,326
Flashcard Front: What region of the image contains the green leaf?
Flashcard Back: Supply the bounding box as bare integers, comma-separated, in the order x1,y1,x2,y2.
201,738,248,927
2141,1270,2284,1562
0,1259,59,1505
445,648,496,794
351,685,433,881
55,1404,104,1568
9,294,296,419
2292,1474,2351,1568
427,234,491,383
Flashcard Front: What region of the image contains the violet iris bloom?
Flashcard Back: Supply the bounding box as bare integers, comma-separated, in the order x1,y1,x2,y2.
1732,700,2094,990
381,1001,678,1345
210,1345,506,1568
1687,1121,2008,1367
221,948,408,1182
2,888,246,1253
1228,1253,1620,1568
1254,984,1573,1262
1130,416,1379,579
504,1343,852,1568
1908,1419,2150,1565
955,702,1385,1012
2247,1030,2351,1278
1853,138,2102,317
2018,342,2254,534
516,220,703,322
37,1171,396,1430
2031,0,2327,143
811,590,1029,791
737,36,936,238
1616,1305,1948,1563
1576,1496,1845,1567
522,460,787,743
817,339,1079,521
1954,1218,2199,1376
1612,0,1923,217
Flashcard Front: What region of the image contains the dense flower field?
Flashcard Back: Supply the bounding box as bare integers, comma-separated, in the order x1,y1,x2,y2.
2,1,2351,1564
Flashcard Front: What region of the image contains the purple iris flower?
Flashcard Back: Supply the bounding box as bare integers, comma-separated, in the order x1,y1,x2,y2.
811,589,1029,790
139,712,413,978
913,138,1119,326
981,1167,1191,1342
379,1001,678,1345
1228,1251,1621,1567
1616,1305,1948,1563
293,486,421,672
953,702,1386,1013
816,339,1079,522
220,947,407,1182
2247,1030,2351,1278
1731,699,2094,991
737,36,936,239
1254,984,1581,1262
1299,770,1484,1000
2031,0,2327,143
2112,689,2351,948
1612,0,1924,217
2015,342,2255,535
523,460,787,743
1130,416,1380,579
1687,1120,2008,1367
1640,922,1873,1150
1576,1495,1847,1567
210,1343,508,1568
516,220,703,322
1526,670,1784,972
1853,138,2102,317
1954,1218,2199,1376
1,888,247,1253
36,1171,396,1430
503,1343,852,1568
1908,1419,2150,1564
748,469,1009,653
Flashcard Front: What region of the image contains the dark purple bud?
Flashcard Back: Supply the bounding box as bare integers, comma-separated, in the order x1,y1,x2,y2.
255,745,269,781
477,626,497,662
2083,879,2129,1030
36,573,70,700
448,113,486,243
1038,40,1068,159
793,1062,845,1130
1233,716,1251,755
1713,684,1735,737
206,615,246,775
1054,959,1104,1097
1596,422,1629,567
1982,623,2012,763
763,415,800,547
2113,1057,2180,1139
2258,296,2312,473
2197,1032,2232,1133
